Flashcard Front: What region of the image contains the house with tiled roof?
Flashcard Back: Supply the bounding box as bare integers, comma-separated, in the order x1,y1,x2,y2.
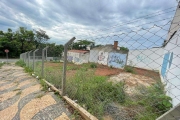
67,50,89,64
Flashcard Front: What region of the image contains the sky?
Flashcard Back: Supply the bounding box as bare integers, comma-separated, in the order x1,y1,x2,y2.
0,0,178,48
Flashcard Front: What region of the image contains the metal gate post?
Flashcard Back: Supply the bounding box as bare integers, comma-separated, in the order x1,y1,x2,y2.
28,50,32,68
62,37,76,95
41,46,49,78
33,49,39,72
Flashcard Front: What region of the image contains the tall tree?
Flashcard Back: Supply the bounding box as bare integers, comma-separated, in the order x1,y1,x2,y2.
71,40,94,50
14,27,34,53
34,29,50,48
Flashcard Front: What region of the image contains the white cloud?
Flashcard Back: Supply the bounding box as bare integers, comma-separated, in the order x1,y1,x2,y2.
0,0,178,46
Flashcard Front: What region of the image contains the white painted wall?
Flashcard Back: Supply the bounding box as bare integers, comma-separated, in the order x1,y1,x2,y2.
127,48,164,71
89,49,99,63
68,51,90,64
161,28,180,107
97,51,109,65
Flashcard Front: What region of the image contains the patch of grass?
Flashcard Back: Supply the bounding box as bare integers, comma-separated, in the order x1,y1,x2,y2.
15,60,26,67
67,66,79,70
54,91,59,95
66,70,125,119
0,63,4,68
44,68,61,89
90,63,97,68
124,65,135,73
40,79,48,91
124,81,172,119
36,93,44,98
24,67,33,74
16,91,22,95
13,88,21,91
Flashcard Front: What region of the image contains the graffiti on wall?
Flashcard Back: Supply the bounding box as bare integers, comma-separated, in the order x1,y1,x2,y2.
108,53,127,68
98,51,109,65
74,57,80,63
67,56,73,62
136,55,152,64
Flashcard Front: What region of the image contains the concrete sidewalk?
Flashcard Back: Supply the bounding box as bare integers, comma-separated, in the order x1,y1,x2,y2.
0,64,71,120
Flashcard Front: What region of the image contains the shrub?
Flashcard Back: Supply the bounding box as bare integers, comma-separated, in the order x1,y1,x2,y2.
124,65,134,73
90,63,97,68
0,63,4,68
24,67,33,73
128,81,172,119
15,60,26,67
146,82,172,113
66,70,125,119
40,79,48,91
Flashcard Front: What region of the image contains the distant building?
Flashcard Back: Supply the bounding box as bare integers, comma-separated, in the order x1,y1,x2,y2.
67,50,89,64
89,41,128,68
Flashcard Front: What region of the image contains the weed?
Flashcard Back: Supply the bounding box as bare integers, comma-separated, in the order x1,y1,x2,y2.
66,70,125,119
13,88,21,91
0,63,4,68
16,91,22,95
36,93,44,98
124,65,135,73
54,91,59,95
24,67,33,74
90,63,97,68
15,60,26,67
67,66,79,70
125,81,172,119
40,79,48,91
110,65,113,69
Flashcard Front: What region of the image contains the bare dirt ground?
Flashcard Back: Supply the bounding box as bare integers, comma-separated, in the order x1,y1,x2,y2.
0,64,71,120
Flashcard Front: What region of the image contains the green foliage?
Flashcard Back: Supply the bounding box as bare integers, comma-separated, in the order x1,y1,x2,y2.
71,40,94,50
126,81,172,119
44,67,62,89
15,60,26,67
0,62,4,68
40,79,48,91
145,82,172,113
24,67,33,73
16,91,22,95
90,63,97,68
66,70,125,118
0,27,51,58
124,65,135,73
120,47,129,52
34,29,50,48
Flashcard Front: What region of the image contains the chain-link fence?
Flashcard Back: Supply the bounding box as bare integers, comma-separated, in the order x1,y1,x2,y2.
64,11,180,120
20,7,180,120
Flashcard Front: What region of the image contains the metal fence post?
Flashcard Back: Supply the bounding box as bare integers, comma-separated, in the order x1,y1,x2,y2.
25,52,28,66
33,49,39,72
62,37,76,95
41,46,49,78
28,51,32,68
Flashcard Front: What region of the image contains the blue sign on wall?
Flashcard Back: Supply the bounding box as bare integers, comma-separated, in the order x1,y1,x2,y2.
108,53,127,68
161,52,174,78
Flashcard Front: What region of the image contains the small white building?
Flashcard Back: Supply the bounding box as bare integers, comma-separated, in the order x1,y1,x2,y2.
67,50,89,64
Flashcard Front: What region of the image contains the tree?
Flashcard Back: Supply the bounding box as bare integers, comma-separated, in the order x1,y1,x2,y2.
71,40,94,50
14,27,35,53
0,27,51,58
0,29,20,57
46,43,64,57
34,29,50,48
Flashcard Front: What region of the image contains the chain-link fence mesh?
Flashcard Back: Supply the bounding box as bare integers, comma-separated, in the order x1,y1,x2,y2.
34,49,43,78
64,12,180,120
44,46,63,89
19,6,180,120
